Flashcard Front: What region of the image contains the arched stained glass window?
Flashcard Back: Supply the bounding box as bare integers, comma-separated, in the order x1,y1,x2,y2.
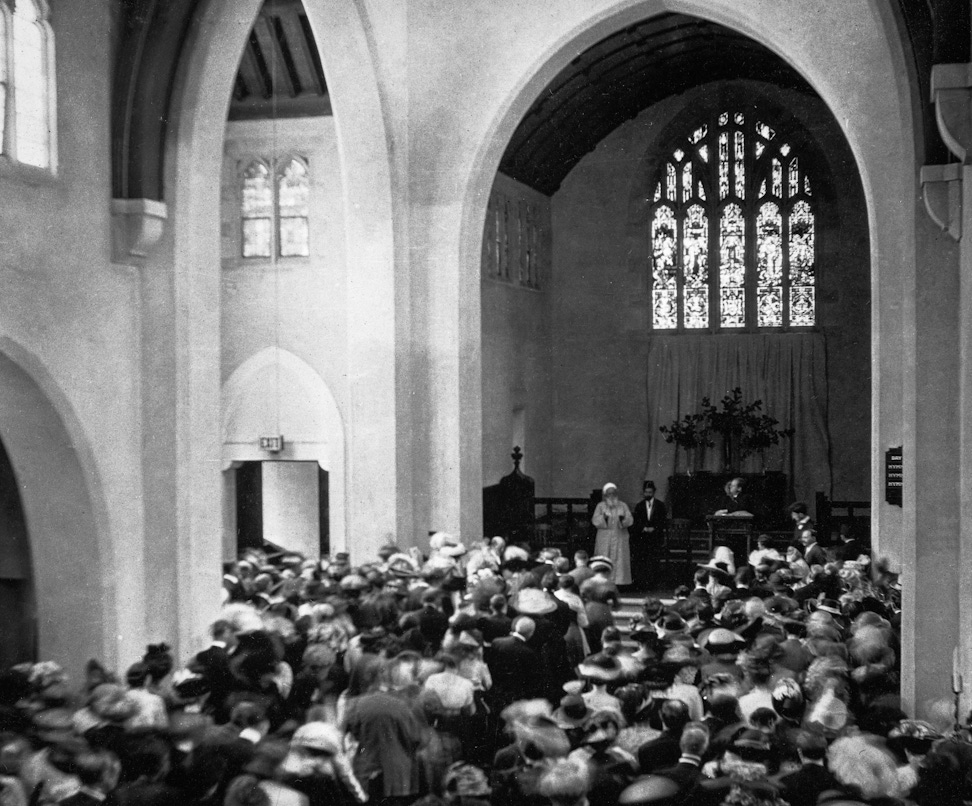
649,110,817,330
241,161,273,258
11,0,52,169
278,157,310,257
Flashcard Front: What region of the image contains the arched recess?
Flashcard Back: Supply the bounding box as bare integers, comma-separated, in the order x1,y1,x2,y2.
453,0,917,699
148,0,397,653
221,348,347,553
0,338,112,673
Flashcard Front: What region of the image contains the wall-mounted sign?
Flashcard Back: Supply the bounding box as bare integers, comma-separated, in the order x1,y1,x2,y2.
259,435,285,453
885,446,902,507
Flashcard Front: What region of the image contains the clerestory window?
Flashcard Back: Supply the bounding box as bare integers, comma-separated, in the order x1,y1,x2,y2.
240,156,310,259
649,110,815,331
1,0,56,170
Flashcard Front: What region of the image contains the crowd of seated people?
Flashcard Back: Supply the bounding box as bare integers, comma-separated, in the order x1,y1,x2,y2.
0,527,968,806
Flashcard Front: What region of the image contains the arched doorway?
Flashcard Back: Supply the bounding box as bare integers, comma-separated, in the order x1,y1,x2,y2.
221,347,347,558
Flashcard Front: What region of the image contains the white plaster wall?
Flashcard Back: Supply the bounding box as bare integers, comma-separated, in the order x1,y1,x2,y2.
0,0,144,676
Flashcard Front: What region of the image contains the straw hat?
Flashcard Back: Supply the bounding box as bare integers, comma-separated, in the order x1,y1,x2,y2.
577,653,622,683
514,588,557,616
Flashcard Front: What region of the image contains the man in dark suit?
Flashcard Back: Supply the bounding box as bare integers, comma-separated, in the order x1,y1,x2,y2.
637,699,690,773
787,502,814,544
834,525,867,562
190,619,237,723
486,617,543,712
800,528,827,568
630,480,668,588
777,730,840,806
654,722,709,800
477,593,513,644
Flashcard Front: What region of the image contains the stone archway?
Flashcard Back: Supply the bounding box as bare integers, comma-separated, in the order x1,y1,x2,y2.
139,0,398,658
442,0,920,704
0,339,111,674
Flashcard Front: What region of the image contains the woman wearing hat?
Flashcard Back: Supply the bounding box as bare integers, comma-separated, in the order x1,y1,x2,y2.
592,484,634,587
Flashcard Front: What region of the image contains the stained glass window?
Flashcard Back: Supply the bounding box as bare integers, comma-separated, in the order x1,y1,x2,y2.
718,132,729,200
242,161,273,258
651,206,678,329
11,0,53,168
757,202,783,327
278,158,310,257
683,205,709,329
720,204,746,327
734,131,745,199
648,109,817,330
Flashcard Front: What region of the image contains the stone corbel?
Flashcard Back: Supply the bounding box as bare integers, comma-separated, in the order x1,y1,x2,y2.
111,198,168,264
920,164,962,241
932,64,972,163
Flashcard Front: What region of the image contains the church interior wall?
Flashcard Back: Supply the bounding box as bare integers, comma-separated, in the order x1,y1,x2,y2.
545,80,870,506
0,0,148,674
480,173,553,495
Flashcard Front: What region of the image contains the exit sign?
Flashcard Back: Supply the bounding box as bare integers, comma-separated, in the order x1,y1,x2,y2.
259,435,285,452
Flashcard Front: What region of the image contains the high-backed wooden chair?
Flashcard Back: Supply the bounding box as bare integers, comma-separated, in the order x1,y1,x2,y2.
665,518,695,577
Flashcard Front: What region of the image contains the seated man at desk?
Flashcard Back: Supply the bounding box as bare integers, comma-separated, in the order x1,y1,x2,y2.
713,476,754,516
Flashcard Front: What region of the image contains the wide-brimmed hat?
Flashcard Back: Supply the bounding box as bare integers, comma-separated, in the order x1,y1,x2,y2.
89,684,139,723
660,644,701,668
553,694,592,728
887,719,942,754
654,613,688,638
292,721,342,755
701,628,745,651
640,663,678,691
512,715,571,759
771,678,805,721
577,653,622,682
730,728,773,761
515,588,558,616
590,555,614,574
619,775,681,804
583,709,624,745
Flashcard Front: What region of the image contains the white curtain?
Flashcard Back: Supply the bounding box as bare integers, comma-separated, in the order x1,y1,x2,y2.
644,333,832,508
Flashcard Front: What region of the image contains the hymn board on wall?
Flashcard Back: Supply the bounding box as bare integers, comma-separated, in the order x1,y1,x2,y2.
885,446,903,506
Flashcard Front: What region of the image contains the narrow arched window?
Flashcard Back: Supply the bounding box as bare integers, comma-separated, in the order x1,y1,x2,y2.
277,157,309,257
11,0,53,169
241,161,273,258
649,111,816,330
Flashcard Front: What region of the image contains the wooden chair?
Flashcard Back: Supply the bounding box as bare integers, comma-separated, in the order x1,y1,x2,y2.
664,518,695,577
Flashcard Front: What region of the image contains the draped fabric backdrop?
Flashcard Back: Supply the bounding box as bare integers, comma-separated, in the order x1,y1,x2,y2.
644,334,832,509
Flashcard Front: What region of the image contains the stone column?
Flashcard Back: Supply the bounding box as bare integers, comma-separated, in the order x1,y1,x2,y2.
917,63,970,716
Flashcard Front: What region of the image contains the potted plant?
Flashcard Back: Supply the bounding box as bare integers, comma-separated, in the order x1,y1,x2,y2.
700,388,763,473
659,412,713,474
740,412,794,472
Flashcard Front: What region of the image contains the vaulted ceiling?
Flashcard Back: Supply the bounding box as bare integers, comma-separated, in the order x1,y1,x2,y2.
112,0,967,203
497,13,813,196
228,0,330,121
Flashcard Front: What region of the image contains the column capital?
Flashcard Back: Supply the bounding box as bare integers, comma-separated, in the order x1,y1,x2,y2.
932,64,972,163
111,198,169,264
920,163,962,241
